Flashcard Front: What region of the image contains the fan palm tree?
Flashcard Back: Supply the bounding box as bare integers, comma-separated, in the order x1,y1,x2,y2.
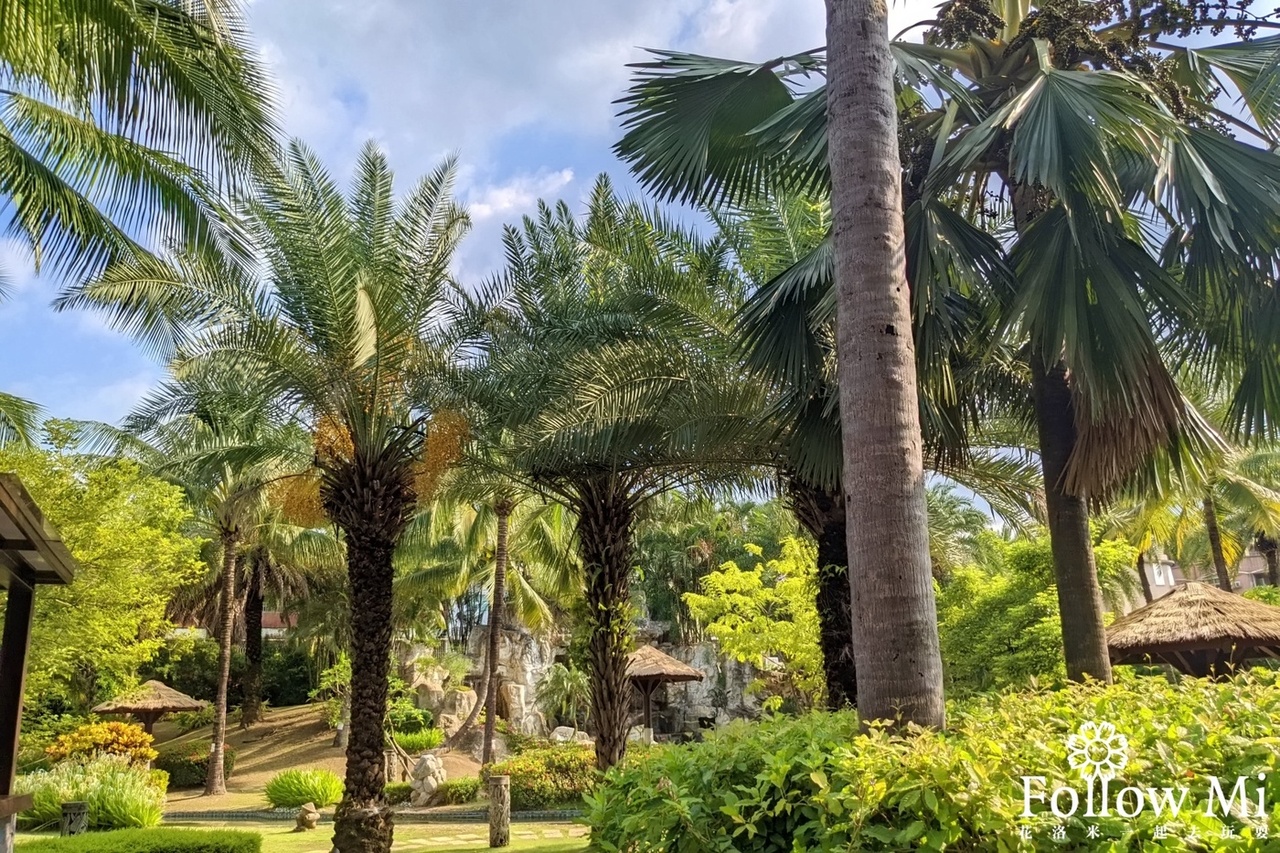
1,0,277,282
613,2,1280,686
64,141,470,852
461,176,766,769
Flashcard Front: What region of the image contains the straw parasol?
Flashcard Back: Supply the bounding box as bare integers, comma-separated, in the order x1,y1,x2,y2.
627,645,704,730
1107,582,1280,677
92,680,207,734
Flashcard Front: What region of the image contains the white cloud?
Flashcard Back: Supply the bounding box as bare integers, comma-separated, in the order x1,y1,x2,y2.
468,168,575,222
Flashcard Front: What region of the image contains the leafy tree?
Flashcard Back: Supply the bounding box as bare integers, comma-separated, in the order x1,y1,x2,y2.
612,1,1280,688
461,177,764,768
1,0,277,281
67,141,469,851
684,538,825,711
535,663,591,730
0,436,203,709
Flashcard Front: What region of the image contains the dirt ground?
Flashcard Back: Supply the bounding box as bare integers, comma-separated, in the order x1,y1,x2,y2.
158,704,482,812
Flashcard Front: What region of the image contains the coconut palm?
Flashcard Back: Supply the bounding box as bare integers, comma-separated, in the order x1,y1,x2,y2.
0,393,41,447
64,141,470,852
396,467,579,764
461,176,765,769
0,0,276,282
613,2,1280,686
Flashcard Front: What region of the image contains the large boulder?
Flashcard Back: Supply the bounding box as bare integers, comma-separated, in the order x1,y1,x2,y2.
408,753,447,808
549,726,577,743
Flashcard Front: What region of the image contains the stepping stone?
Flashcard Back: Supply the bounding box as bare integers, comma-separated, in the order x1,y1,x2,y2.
569,828,589,837
543,829,566,838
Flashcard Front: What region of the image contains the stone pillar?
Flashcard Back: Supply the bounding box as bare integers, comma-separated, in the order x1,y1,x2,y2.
489,774,510,848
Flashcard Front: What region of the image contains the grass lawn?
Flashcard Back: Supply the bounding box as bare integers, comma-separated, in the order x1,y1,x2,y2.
14,822,589,853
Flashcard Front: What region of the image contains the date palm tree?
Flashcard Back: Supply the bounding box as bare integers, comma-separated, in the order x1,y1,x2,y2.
63,141,469,853
461,177,766,768
613,0,1280,685
1,0,277,281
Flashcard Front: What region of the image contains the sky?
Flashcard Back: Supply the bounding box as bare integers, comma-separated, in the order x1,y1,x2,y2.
0,0,936,426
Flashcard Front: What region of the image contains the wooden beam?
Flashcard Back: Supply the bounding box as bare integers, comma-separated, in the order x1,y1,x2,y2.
0,575,34,796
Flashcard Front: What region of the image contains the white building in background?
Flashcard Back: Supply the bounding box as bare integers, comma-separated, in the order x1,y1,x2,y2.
1139,548,1274,604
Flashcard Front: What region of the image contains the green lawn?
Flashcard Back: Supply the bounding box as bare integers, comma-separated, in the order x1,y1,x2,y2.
17,822,589,853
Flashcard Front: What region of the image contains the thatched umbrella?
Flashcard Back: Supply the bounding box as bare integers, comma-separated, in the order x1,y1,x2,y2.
92,680,206,734
627,645,704,730
1107,582,1280,677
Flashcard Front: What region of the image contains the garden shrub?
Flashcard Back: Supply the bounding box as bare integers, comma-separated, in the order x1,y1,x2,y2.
19,827,261,853
388,704,433,734
433,776,480,805
264,768,344,808
140,637,246,706
384,781,413,805
170,705,215,733
45,721,157,765
16,756,166,830
586,671,1280,851
490,745,596,810
154,743,236,788
261,644,316,707
393,728,444,753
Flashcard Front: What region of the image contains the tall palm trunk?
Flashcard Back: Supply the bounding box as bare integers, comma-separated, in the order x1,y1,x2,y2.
826,0,944,729
1031,360,1113,682
483,501,513,765
786,477,856,710
241,553,265,728
1258,533,1280,587
1136,551,1154,605
327,465,412,853
1203,495,1233,591
576,477,635,770
204,531,239,795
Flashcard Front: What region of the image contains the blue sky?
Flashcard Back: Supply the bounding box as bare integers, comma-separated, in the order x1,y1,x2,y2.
0,0,935,425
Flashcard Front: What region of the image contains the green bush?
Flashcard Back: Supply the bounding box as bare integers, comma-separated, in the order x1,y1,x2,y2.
264,768,344,808
490,745,596,810
587,671,1280,850
384,781,413,805
154,743,236,788
388,704,433,734
141,637,246,705
433,776,480,805
19,827,261,853
261,644,316,707
170,705,215,733
16,756,165,830
393,728,444,754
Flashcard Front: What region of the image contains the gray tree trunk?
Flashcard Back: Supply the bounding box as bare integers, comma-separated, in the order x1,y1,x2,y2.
483,502,512,766
204,532,239,795
1203,495,1233,591
825,0,945,729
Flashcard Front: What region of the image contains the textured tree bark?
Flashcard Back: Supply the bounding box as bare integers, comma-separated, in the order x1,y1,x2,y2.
575,478,635,770
240,554,265,728
1136,551,1153,604
204,533,239,795
1031,361,1113,682
483,501,513,766
326,460,412,853
1258,533,1280,587
1203,496,1233,591
787,477,857,710
489,775,510,848
826,0,945,729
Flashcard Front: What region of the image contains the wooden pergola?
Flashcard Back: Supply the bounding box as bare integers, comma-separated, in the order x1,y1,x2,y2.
627,645,704,731
0,475,77,842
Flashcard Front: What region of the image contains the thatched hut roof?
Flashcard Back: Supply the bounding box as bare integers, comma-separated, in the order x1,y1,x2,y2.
93,680,206,716
1107,582,1280,675
626,645,704,684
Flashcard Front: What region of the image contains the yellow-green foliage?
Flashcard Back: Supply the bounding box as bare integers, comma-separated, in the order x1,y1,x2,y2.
683,538,823,710
587,671,1280,851
45,721,157,765
264,768,343,808
17,755,166,830
489,745,596,810
0,437,203,707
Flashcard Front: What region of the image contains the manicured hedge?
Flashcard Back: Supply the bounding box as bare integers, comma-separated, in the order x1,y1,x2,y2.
154,744,235,788
384,781,413,805
489,745,596,810
433,776,480,805
19,827,261,853
587,671,1280,851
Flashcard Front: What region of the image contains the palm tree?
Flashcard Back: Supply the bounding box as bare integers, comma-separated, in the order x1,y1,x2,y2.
612,3,1280,685
1,0,277,281
65,142,470,852
462,177,765,768
0,392,41,447
396,472,579,764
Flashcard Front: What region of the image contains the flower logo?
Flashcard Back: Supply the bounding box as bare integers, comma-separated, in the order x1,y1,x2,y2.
1066,721,1129,781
